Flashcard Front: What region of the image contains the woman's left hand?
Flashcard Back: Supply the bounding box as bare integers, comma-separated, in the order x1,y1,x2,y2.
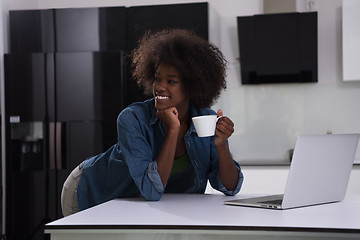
214,109,239,192
214,109,234,146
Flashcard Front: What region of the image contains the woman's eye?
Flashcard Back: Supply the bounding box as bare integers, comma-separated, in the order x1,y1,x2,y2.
168,80,176,84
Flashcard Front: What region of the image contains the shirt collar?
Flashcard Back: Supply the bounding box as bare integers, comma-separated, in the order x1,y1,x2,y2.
149,101,159,126
148,99,166,136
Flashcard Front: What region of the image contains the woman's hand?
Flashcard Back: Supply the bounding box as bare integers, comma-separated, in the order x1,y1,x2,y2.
156,107,180,131
214,109,234,146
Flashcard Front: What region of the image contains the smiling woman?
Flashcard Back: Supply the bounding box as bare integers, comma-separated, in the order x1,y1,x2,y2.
60,28,244,217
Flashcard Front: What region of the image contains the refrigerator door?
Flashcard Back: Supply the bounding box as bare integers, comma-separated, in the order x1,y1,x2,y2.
4,53,53,239
55,51,125,122
6,170,49,240
4,53,47,122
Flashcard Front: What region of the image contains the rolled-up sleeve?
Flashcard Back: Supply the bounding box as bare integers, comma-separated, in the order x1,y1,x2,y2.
208,140,244,196
117,109,164,201
147,161,165,193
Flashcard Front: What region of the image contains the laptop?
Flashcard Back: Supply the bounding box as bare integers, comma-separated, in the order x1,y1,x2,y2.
225,133,360,210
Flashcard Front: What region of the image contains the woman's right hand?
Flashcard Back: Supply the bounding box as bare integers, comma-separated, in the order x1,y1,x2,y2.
155,107,181,186
156,107,180,131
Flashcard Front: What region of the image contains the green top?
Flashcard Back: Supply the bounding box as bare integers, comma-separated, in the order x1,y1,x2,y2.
170,153,191,176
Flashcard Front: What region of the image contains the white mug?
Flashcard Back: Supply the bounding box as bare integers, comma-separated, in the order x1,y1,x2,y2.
192,115,222,137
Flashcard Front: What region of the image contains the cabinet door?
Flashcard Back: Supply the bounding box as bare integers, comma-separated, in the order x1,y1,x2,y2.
126,2,208,50
55,52,124,122
5,53,47,122
125,2,209,106
9,9,54,53
55,7,127,52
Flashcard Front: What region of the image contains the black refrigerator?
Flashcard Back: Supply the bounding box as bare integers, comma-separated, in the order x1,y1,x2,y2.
4,7,128,240
4,50,127,239
3,3,208,240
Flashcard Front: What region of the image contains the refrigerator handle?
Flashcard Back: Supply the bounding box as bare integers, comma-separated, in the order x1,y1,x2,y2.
49,122,55,169
56,122,66,170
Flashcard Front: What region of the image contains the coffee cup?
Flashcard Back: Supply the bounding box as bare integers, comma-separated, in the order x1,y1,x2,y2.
192,115,222,137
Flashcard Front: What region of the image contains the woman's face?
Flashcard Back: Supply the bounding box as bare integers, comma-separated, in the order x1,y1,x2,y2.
153,64,190,111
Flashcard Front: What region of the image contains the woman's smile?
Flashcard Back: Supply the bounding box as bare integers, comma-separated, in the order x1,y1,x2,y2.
155,95,170,100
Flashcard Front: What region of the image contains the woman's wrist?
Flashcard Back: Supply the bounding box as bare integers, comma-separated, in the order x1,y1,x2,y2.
167,125,180,135
214,138,227,148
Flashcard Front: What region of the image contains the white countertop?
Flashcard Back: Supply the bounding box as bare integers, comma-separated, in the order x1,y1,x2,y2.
46,194,360,233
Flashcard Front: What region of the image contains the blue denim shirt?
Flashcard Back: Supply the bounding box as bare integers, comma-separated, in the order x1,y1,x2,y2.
77,99,244,211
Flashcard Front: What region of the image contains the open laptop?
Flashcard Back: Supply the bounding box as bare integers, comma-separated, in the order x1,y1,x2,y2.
225,133,360,210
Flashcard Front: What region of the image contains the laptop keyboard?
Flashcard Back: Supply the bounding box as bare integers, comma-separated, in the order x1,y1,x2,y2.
258,199,283,205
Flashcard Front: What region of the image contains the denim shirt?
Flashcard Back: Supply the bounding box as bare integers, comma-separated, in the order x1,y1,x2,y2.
77,99,244,211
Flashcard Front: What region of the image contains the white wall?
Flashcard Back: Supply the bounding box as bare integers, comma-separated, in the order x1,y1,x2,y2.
1,0,360,196
207,165,360,195
213,0,360,166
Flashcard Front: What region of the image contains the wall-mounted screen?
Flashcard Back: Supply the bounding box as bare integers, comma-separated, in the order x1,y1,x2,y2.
237,12,317,84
